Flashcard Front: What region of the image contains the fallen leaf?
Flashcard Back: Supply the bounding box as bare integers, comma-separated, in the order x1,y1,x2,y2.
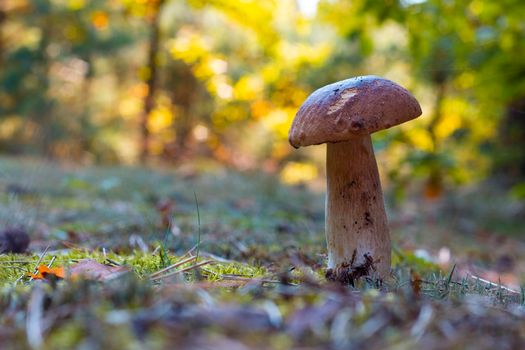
410,270,422,297
29,265,65,280
69,259,128,281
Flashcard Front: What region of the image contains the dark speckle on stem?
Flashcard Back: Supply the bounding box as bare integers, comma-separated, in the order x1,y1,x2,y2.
364,212,373,225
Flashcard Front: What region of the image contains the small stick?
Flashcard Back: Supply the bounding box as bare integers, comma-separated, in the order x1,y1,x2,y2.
28,246,51,282
47,256,56,268
105,258,121,267
16,246,50,284
179,243,199,260
150,256,197,278
193,191,202,261
219,275,285,284
199,252,235,263
468,274,519,294
151,260,214,281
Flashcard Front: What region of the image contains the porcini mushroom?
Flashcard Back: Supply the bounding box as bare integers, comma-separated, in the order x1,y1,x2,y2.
289,76,422,280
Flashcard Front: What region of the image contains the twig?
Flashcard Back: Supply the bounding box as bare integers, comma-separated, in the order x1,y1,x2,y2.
149,256,197,279
446,264,456,286
179,243,200,261
28,246,51,282
151,260,214,281
47,256,56,268
198,252,236,263
200,267,221,277
16,245,50,284
193,190,202,261
468,274,520,294
219,275,285,285
105,258,121,267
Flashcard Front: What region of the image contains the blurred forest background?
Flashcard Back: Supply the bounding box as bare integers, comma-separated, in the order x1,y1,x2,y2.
1,0,524,199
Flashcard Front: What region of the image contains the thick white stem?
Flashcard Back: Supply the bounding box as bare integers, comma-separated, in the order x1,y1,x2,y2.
326,136,391,277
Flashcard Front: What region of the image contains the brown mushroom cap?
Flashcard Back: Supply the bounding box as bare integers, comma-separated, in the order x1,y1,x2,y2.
289,76,422,148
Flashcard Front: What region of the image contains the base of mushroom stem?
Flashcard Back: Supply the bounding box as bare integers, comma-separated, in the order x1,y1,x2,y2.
325,251,383,287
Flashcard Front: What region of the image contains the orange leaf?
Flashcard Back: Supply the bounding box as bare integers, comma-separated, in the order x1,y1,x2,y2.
410,270,422,297
29,265,65,280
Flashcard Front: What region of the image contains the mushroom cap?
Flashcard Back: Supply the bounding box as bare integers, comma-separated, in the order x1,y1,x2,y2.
289,75,422,148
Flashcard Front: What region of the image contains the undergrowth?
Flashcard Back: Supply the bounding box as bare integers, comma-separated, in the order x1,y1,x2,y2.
1,157,525,349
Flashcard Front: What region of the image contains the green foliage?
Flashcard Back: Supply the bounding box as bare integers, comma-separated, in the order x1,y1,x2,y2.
0,0,136,158
0,0,524,188
320,0,525,192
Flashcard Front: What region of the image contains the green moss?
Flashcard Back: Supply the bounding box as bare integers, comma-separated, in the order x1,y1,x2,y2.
0,250,268,286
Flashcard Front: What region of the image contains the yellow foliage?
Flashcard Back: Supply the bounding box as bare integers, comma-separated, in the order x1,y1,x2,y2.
148,106,174,133
149,139,164,156
501,33,514,50
208,58,228,75
91,11,109,30
271,142,291,160
0,117,23,138
436,100,465,139
234,76,264,100
211,104,247,128
208,76,233,100
169,27,211,65
193,60,215,79
67,0,86,11
250,100,272,120
456,72,474,89
130,83,149,98
118,98,142,120
468,0,484,16
280,161,318,185
261,65,281,83
64,25,83,41
408,128,433,152
261,108,296,139
20,27,42,49
279,42,332,67
436,118,456,141
170,28,238,101
138,66,151,81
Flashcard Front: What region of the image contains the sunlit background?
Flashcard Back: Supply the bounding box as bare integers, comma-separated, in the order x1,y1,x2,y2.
1,0,524,199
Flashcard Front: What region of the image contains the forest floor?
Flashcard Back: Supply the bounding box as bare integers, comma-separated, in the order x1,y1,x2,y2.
1,156,524,349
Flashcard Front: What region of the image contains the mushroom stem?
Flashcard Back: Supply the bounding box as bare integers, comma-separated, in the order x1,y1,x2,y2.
326,136,390,278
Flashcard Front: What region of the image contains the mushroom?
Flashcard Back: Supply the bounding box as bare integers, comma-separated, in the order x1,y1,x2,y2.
288,76,422,280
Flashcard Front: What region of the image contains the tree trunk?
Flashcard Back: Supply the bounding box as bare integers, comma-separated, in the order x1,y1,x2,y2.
0,3,6,66
493,97,525,184
35,6,54,157
427,81,446,153
423,81,446,198
140,0,166,162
